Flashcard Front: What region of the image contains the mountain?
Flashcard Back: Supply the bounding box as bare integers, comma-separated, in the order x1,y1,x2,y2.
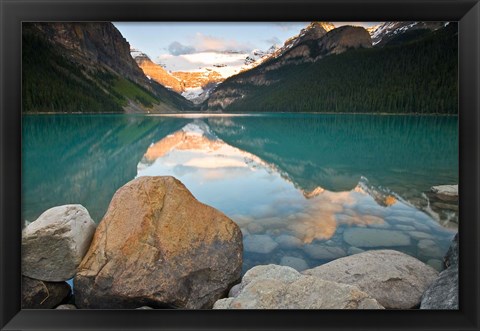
270,22,336,59
205,24,372,110
132,46,279,104
204,22,457,114
131,49,185,94
368,21,447,47
23,22,194,113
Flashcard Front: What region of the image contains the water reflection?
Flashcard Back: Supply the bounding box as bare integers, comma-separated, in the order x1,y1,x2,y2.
136,119,456,272
22,114,457,273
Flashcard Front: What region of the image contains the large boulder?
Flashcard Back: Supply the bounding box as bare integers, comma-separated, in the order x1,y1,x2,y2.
420,267,458,309
22,205,96,281
22,276,71,309
444,233,458,268
420,233,459,309
74,176,243,309
213,265,383,309
303,250,438,309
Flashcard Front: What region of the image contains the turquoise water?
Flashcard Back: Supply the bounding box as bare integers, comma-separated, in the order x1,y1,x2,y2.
22,113,458,272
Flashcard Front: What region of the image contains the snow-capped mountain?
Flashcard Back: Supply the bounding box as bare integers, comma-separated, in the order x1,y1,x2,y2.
206,23,372,110
132,46,280,103
368,21,447,46
131,48,185,93
269,22,336,60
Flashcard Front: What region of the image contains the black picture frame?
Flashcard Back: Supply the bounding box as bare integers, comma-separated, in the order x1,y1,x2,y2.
1,0,479,330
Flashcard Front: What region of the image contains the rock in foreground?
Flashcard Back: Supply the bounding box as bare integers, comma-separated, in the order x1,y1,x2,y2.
213,265,384,309
303,250,438,309
420,233,459,309
420,267,458,309
22,276,71,309
75,176,243,309
22,205,96,281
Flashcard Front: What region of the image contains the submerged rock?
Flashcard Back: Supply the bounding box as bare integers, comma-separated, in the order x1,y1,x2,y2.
244,234,278,254
213,265,383,309
274,234,303,249
418,239,443,259
22,276,71,309
303,250,438,309
280,256,309,271
22,204,96,282
74,176,243,309
343,228,411,248
303,244,346,260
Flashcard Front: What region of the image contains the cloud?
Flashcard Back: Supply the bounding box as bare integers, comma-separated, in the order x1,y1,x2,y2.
273,22,306,31
191,33,252,52
168,41,196,55
264,37,281,46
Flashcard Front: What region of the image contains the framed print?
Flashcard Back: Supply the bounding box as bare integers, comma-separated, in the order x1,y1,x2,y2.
1,0,479,330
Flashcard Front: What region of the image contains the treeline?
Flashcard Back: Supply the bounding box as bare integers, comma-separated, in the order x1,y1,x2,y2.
22,26,194,113
222,24,458,114
23,30,124,113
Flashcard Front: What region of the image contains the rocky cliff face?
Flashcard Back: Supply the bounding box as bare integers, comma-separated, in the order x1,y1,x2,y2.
23,22,193,113
206,24,372,110
31,22,150,90
133,51,185,93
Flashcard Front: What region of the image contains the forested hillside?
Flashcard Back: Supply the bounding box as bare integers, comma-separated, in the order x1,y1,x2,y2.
22,23,194,113
209,23,457,114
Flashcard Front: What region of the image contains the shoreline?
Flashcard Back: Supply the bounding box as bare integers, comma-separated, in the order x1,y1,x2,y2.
22,111,459,116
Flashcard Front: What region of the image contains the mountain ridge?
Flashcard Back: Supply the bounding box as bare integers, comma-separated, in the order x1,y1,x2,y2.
203,22,457,114
23,22,194,113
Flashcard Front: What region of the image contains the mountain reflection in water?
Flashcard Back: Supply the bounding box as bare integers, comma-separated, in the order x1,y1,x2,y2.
22,114,457,273
136,119,456,272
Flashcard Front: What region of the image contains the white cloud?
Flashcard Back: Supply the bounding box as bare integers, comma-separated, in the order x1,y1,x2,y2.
190,33,253,52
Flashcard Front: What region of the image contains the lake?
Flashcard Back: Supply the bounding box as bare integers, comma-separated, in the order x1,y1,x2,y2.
22,113,458,273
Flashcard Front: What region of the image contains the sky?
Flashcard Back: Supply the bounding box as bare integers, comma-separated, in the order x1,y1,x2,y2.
114,22,381,60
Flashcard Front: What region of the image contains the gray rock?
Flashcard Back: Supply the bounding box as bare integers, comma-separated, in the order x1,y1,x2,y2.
409,231,434,241
412,222,432,232
413,211,433,223
22,205,96,281
431,185,458,202
386,215,415,224
394,225,416,231
241,264,300,289
136,306,154,309
343,228,411,248
247,222,264,234
274,234,303,249
420,266,458,309
444,233,458,267
213,265,384,309
418,239,443,259
427,259,444,272
280,256,309,271
22,276,71,309
303,250,438,309
228,284,242,298
347,246,365,256
55,304,77,309
303,244,346,260
432,202,458,211
244,235,278,254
